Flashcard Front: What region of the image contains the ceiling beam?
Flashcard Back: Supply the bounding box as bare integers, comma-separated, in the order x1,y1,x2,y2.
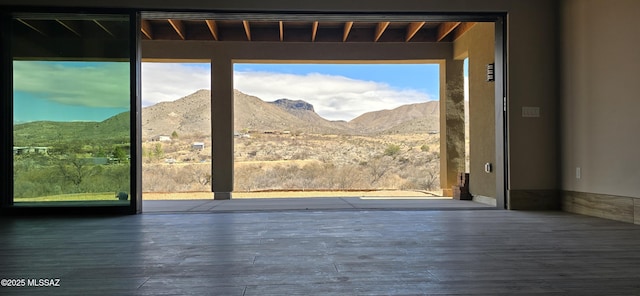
374,21,390,42
343,21,353,42
242,20,251,41
168,19,186,40
279,21,284,42
93,20,114,37
17,19,47,36
405,21,425,42
452,22,477,40
311,21,319,42
141,20,153,39
205,20,219,41
56,19,81,37
436,22,461,42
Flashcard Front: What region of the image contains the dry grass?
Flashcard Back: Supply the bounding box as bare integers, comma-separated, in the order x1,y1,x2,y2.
142,132,441,194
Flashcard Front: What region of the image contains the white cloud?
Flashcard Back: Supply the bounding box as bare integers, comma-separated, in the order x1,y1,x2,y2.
141,63,436,121
234,71,434,121
141,63,210,106
14,61,129,108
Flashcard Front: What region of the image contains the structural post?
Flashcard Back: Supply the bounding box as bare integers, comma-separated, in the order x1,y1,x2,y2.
440,59,466,196
211,58,234,200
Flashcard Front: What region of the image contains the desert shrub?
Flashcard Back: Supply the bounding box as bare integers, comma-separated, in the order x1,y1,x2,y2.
383,144,401,158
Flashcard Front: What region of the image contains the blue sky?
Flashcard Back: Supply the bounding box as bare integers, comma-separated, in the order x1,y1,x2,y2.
234,64,439,95
14,61,451,123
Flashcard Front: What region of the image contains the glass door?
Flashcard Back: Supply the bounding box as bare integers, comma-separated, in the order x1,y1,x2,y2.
3,11,140,214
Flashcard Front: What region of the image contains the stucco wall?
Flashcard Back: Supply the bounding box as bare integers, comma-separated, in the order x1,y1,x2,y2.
453,22,496,200
561,0,640,198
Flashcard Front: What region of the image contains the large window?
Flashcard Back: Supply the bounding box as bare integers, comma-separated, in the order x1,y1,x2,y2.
10,13,135,207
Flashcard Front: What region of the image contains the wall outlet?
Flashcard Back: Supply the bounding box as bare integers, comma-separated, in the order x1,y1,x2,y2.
576,167,581,179
522,106,540,118
484,163,492,173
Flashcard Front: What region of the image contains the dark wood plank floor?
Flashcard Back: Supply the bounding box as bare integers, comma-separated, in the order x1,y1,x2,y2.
1,209,640,295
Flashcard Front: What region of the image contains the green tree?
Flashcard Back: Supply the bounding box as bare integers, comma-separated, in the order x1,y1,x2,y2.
384,144,401,159
171,130,179,139
58,155,94,192
113,146,127,162
153,143,164,159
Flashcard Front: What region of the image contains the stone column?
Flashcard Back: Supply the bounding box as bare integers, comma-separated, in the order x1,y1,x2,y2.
440,59,466,196
211,58,234,200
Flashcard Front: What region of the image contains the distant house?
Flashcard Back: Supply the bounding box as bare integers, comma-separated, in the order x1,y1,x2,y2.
234,131,251,138
192,142,205,150
13,146,49,155
152,135,172,142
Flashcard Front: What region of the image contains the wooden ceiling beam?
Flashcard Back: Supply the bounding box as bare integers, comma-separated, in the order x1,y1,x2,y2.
205,20,219,40
141,20,153,39
168,19,186,40
56,19,81,37
452,22,477,40
374,21,390,42
311,21,319,42
242,20,251,41
279,21,284,42
17,19,47,36
437,22,461,42
405,21,425,42
93,20,114,37
343,21,353,42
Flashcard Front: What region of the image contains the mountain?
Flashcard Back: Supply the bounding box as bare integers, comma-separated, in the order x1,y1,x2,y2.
139,89,440,138
142,89,214,138
13,89,441,145
142,89,351,138
350,101,440,134
270,99,315,112
13,112,131,146
269,98,352,133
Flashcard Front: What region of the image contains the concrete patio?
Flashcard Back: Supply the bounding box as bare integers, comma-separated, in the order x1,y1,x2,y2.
142,197,494,213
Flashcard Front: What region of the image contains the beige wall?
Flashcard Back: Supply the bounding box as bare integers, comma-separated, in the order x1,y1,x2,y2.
453,23,496,200
561,0,640,199
561,0,640,223
2,0,562,207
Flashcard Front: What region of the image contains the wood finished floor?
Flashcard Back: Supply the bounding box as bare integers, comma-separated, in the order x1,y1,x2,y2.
1,209,640,295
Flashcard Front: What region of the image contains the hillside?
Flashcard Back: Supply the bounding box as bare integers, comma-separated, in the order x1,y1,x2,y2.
142,90,359,138
14,89,442,144
13,112,130,146
142,89,440,138
142,89,213,138
268,98,352,134
350,101,440,134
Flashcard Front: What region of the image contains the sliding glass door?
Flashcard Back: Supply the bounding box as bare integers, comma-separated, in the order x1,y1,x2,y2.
3,11,140,214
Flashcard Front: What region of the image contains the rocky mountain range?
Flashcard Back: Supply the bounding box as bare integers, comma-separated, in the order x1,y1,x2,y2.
141,89,439,139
